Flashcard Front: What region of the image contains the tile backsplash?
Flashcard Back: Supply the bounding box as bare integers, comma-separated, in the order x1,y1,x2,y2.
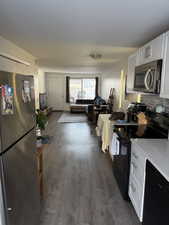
141,95,169,113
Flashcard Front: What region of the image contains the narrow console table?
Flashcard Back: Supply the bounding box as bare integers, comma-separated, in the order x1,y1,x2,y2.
36,145,45,199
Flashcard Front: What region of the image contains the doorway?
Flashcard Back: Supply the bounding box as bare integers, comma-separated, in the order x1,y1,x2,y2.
46,75,64,111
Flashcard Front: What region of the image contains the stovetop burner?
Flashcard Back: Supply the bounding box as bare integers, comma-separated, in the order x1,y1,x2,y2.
117,111,169,140
114,124,168,140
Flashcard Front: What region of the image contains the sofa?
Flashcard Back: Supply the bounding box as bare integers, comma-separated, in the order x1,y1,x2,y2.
70,99,94,113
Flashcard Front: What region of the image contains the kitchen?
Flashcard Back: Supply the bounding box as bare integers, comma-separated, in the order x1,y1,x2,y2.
1,1,169,225
107,30,169,225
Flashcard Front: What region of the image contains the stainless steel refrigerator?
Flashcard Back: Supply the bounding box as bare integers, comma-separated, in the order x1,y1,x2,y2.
0,71,40,225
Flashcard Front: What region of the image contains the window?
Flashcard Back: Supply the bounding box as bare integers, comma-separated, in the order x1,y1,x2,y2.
68,78,97,103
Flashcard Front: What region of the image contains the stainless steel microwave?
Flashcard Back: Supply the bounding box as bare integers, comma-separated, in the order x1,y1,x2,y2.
134,60,162,94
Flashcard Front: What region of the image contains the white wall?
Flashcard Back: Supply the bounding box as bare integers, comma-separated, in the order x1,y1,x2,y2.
44,59,131,112
100,59,128,111
38,69,46,93
39,57,133,112
101,72,120,111
0,36,40,108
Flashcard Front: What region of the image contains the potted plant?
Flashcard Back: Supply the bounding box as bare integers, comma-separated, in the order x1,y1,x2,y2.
36,109,48,130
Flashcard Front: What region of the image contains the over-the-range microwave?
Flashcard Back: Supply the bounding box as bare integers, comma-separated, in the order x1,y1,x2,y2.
134,59,162,94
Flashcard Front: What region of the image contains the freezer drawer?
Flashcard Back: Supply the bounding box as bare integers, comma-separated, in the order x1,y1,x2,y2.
2,129,40,225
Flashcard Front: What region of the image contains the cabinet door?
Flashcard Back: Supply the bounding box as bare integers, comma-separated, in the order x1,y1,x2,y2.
143,161,169,225
160,31,169,98
139,34,165,65
127,52,137,93
129,142,146,222
129,174,141,219
46,75,64,110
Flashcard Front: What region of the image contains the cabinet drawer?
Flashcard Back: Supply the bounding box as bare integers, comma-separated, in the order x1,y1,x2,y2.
131,142,146,162
131,149,145,167
130,157,144,183
129,175,142,219
130,143,147,222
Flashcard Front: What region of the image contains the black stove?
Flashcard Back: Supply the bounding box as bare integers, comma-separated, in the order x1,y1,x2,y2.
114,124,168,140
115,111,169,141
112,112,169,201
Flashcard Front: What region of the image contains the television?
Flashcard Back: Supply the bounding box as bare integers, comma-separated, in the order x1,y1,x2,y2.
39,93,47,110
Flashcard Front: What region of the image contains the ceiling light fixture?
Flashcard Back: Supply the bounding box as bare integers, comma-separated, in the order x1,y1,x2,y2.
89,53,102,60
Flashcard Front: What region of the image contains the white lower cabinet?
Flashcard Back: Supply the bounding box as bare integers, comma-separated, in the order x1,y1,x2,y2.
129,142,146,222
129,175,141,218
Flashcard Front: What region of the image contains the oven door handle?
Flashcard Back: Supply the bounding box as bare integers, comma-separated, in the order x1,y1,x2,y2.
115,138,120,155
144,69,152,90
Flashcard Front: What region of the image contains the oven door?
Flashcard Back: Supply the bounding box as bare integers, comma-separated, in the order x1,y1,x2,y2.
113,138,131,200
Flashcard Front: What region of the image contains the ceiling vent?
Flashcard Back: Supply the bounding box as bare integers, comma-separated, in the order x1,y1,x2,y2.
89,53,102,60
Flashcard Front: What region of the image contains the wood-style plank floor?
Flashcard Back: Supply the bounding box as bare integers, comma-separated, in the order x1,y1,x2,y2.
40,112,140,225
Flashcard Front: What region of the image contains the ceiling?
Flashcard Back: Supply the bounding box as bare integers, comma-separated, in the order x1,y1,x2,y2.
0,0,169,71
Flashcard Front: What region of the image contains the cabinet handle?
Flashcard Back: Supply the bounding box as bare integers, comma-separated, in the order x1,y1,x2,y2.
8,208,12,212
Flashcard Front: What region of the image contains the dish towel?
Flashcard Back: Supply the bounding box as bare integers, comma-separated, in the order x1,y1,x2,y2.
96,114,112,153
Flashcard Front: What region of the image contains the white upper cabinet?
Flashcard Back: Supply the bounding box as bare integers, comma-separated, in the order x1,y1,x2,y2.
160,31,169,98
139,33,166,65
127,32,169,97
127,51,138,93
